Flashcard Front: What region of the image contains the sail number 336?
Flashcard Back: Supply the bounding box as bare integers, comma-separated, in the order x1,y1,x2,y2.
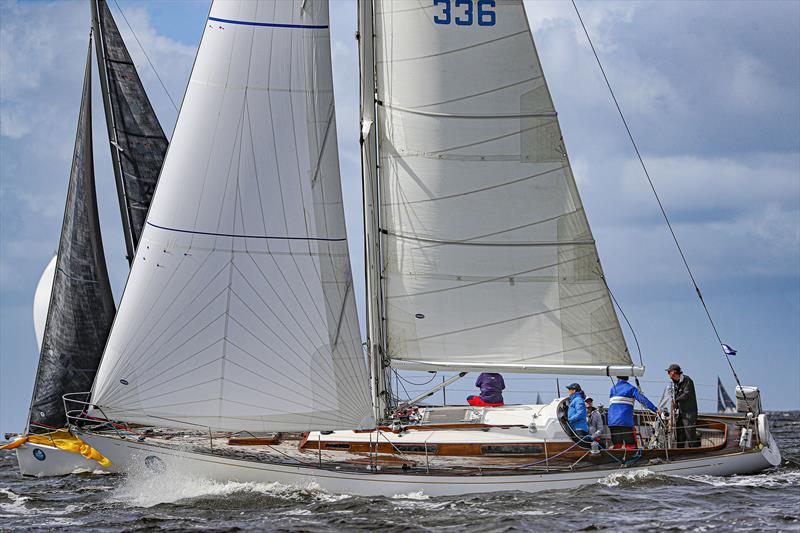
434,0,496,26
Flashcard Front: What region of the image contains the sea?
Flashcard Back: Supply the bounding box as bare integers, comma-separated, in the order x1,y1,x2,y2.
1,412,798,532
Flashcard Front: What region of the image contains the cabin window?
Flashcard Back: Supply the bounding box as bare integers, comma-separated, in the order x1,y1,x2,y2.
323,443,351,449
395,444,438,454
481,444,545,455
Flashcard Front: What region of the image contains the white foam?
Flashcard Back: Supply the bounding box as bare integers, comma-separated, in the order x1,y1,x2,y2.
688,471,800,489
391,490,429,500
108,468,350,508
0,487,32,516
597,468,657,487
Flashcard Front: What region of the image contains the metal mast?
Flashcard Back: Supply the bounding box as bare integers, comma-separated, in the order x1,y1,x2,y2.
358,0,389,421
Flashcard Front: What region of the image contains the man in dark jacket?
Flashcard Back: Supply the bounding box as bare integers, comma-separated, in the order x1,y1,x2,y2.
666,363,700,448
467,373,505,406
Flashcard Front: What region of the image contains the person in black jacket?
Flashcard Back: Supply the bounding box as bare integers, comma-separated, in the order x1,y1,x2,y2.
666,363,700,448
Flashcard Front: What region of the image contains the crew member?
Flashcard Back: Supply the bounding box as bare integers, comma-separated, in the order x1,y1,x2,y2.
467,373,505,407
585,397,603,436
566,383,589,444
666,364,700,448
608,376,658,450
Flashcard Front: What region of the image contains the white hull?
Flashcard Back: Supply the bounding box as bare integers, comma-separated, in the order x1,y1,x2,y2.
79,431,780,497
15,442,109,477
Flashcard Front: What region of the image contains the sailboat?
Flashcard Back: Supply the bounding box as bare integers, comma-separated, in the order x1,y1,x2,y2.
71,0,780,495
6,0,168,477
718,377,737,414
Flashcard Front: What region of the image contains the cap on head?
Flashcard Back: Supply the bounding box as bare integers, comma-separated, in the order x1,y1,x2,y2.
666,363,682,373
585,397,594,404
566,382,582,392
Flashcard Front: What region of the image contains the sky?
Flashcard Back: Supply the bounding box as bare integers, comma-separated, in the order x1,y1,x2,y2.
0,0,798,437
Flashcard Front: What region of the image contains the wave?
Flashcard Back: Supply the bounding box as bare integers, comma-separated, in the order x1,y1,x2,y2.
107,469,351,508
0,487,32,516
688,470,800,489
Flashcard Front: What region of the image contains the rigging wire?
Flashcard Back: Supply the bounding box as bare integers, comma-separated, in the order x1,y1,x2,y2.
111,0,179,112
597,268,643,367
571,0,750,403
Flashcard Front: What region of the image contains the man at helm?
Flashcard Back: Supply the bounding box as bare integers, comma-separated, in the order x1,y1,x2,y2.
666,363,700,448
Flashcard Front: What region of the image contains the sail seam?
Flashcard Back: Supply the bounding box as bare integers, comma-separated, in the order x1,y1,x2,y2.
147,222,346,241
381,229,594,248
208,17,328,29
381,103,557,120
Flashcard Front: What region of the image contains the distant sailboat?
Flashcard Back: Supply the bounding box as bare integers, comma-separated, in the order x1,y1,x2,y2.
6,0,168,477
74,0,780,496
717,376,736,413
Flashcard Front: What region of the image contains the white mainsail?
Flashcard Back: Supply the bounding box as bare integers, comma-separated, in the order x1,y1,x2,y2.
90,0,374,432
372,1,641,376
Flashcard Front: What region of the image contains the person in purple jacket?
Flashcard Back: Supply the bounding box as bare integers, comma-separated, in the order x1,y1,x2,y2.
467,373,505,407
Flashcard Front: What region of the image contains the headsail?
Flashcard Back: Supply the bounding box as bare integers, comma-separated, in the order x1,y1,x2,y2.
717,376,736,413
28,42,116,432
92,0,169,262
33,255,57,352
371,1,641,377
90,0,373,432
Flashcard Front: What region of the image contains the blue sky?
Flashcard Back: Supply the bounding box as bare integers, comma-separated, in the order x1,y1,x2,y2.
1,0,798,437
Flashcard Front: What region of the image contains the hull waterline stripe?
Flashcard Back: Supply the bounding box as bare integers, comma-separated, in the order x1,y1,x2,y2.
208,17,328,29
146,222,346,242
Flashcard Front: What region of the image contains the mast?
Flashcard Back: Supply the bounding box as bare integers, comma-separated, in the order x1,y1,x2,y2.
91,0,135,263
358,0,389,420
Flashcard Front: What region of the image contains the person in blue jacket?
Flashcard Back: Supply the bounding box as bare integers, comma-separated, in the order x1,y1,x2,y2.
565,383,589,444
608,376,659,449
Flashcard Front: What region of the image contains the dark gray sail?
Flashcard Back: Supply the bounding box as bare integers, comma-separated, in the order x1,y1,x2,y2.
717,376,736,413
91,0,168,262
28,42,116,432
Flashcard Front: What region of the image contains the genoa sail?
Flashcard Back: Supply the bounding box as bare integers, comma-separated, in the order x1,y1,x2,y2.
92,0,169,261
371,0,641,376
28,43,116,432
89,0,373,432
717,376,736,413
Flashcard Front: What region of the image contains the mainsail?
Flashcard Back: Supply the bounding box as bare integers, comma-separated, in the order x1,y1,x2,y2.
369,1,641,376
28,43,116,432
90,0,373,432
92,0,169,262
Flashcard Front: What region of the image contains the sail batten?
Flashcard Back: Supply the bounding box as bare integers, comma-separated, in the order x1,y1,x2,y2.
28,42,116,432
372,1,633,374
90,0,373,433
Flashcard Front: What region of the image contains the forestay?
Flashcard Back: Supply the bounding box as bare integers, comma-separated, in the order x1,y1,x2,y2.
373,0,641,376
29,44,116,432
90,0,374,432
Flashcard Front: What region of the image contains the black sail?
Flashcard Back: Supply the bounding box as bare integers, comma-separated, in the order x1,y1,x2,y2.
28,42,116,431
92,0,168,262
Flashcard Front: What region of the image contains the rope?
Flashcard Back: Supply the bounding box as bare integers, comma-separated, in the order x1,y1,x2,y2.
394,370,439,387
571,0,751,408
111,0,179,112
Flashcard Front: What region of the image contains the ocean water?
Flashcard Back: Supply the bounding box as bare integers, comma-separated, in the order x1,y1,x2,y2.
1,412,798,532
